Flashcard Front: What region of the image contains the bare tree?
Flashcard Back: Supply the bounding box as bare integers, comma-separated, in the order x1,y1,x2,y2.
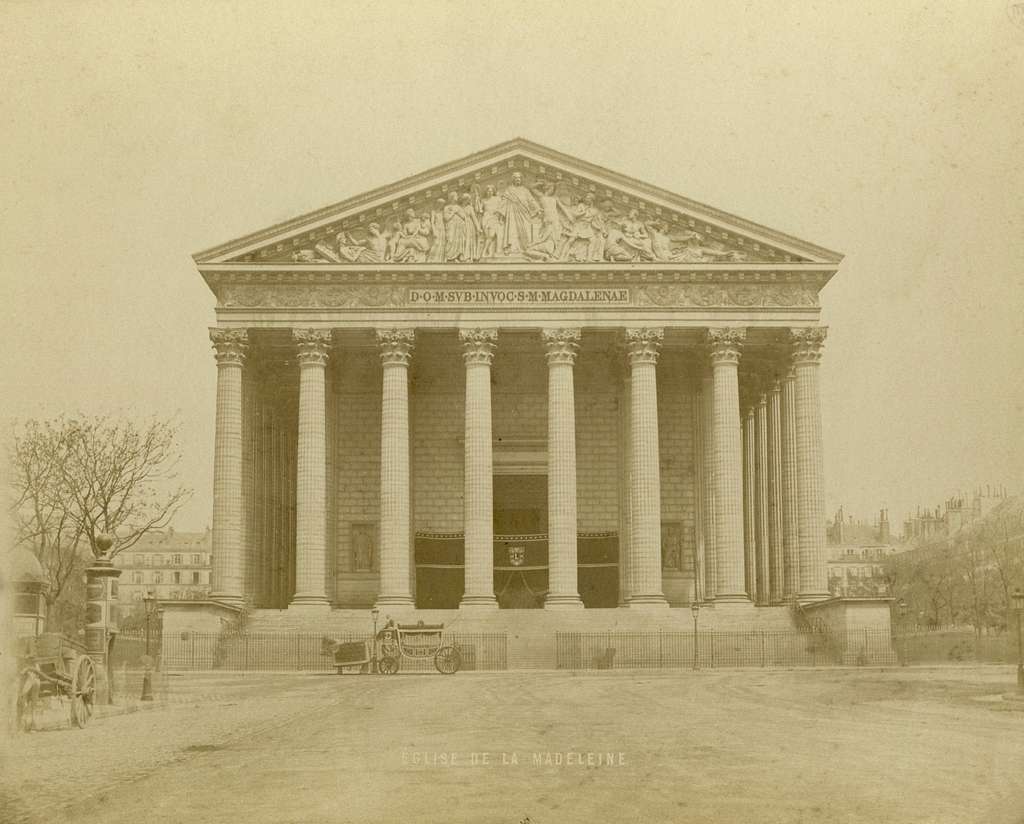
10,415,193,629
10,419,89,630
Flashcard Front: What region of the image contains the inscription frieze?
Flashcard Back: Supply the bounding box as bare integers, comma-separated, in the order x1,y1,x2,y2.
218,283,819,310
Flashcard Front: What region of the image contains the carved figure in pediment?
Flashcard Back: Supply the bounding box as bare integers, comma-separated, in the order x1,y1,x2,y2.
335,223,388,263
619,209,655,261
476,184,504,259
292,248,328,263
390,208,431,263
499,172,541,258
558,193,606,262
602,218,635,262
443,190,474,262
524,180,572,261
427,198,446,263
461,192,483,261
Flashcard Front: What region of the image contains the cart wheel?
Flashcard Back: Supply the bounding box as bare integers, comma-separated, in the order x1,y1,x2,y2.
70,655,96,729
16,671,39,732
378,655,400,675
434,646,461,675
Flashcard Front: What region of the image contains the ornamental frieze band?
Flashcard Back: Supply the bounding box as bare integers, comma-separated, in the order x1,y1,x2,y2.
218,283,818,309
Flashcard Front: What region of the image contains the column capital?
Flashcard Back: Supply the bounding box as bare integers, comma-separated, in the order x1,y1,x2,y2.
459,328,498,365
293,328,332,366
209,328,248,366
377,328,415,367
790,326,827,365
705,327,745,365
624,327,664,365
542,327,581,366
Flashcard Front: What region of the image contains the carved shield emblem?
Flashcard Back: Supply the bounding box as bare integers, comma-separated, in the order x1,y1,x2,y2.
508,545,526,567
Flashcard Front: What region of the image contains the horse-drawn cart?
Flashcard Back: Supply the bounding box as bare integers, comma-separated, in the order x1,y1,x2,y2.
323,620,462,675
16,632,97,731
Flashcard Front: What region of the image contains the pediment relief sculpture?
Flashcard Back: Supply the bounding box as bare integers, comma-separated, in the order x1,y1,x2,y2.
261,171,783,266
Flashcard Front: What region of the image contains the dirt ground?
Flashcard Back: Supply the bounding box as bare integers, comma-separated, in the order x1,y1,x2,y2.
2,667,1023,824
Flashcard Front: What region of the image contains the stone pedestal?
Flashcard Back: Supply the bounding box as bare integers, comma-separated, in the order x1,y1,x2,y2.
85,535,121,705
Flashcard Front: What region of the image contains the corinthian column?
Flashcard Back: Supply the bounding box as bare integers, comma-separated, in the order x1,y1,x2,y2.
625,328,667,607
460,328,498,609
376,329,415,608
781,365,800,598
543,328,584,609
290,329,331,609
755,390,769,605
742,404,756,599
791,327,830,601
706,327,749,603
210,328,247,606
768,378,784,604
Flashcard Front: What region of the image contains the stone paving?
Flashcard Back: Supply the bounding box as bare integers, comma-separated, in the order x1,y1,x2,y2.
2,668,1023,824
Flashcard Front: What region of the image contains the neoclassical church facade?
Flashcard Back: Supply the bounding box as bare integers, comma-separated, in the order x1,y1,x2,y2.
191,139,843,625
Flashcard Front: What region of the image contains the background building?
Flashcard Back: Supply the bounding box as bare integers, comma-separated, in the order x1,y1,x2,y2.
901,486,1008,542
115,527,212,603
826,507,895,597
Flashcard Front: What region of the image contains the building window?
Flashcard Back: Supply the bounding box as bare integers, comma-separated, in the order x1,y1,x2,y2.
153,571,163,584
173,554,182,565
192,554,201,565
173,571,181,584
132,571,143,584
192,571,201,584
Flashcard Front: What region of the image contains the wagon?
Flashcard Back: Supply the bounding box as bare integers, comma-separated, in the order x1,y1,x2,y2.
377,621,461,675
16,632,97,731
322,620,461,675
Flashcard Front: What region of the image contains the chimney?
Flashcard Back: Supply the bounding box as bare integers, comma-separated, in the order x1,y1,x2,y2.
880,508,890,543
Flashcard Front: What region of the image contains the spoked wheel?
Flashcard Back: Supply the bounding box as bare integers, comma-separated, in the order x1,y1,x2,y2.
378,655,400,675
434,646,462,675
16,670,40,732
70,655,96,729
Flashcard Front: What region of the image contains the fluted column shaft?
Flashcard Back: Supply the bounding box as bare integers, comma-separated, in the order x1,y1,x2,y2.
742,406,756,599
291,329,331,608
210,329,247,606
755,393,770,604
768,380,784,604
625,328,668,606
792,327,829,599
617,359,632,605
544,328,583,609
781,367,800,598
460,329,498,609
707,327,749,602
376,329,415,607
701,368,717,600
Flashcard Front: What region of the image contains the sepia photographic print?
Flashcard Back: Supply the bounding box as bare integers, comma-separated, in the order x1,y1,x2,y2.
1,2,1023,822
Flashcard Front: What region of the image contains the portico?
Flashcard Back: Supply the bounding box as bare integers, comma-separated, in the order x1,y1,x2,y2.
195,139,841,624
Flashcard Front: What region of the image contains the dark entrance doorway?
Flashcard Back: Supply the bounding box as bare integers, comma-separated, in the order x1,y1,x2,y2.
493,475,547,608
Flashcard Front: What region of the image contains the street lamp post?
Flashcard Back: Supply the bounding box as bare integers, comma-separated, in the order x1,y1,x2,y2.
691,601,701,671
141,590,157,701
896,598,908,667
370,607,380,675
1012,588,1024,692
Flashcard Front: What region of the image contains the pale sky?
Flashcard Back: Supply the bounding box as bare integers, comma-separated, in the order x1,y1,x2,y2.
2,0,1022,534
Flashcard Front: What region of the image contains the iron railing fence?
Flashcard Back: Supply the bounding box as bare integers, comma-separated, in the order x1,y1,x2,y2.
891,631,1015,664
556,629,898,670
161,631,508,673
110,629,162,670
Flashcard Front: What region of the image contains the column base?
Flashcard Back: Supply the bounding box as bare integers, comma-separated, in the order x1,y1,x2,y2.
544,594,584,610
375,595,415,608
712,592,753,605
626,594,669,608
797,591,832,605
459,595,499,610
288,594,331,611
209,592,244,609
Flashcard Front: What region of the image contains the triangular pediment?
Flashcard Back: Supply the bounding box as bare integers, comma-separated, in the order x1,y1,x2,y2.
194,139,841,267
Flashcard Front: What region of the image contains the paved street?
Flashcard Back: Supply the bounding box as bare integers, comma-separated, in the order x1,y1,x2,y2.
2,668,1024,824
